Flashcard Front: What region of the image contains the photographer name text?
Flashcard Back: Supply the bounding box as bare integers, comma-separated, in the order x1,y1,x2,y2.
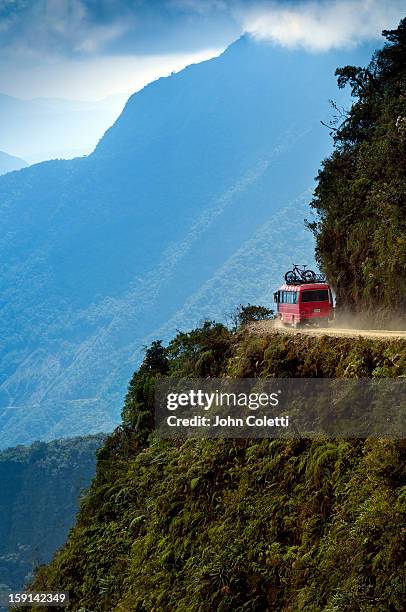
166,414,289,428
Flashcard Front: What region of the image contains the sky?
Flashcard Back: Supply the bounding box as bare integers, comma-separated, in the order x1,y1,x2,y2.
0,0,405,101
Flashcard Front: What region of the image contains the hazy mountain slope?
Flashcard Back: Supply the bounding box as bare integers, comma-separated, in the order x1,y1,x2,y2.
0,93,126,162
0,37,373,447
0,434,104,594
149,193,315,343
0,150,27,175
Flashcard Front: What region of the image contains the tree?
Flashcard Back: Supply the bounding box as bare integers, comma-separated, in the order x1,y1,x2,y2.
309,19,406,319
230,304,274,329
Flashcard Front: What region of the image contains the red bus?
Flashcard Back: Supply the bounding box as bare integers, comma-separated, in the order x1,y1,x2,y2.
273,282,334,327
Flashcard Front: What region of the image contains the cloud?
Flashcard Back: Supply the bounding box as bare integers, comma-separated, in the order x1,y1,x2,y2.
0,0,237,58
169,0,229,15
0,0,404,100
241,0,406,52
0,0,231,99
0,0,132,57
0,0,404,59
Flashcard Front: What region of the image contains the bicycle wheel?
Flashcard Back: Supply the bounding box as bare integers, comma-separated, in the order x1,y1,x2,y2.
303,269,316,282
285,271,296,283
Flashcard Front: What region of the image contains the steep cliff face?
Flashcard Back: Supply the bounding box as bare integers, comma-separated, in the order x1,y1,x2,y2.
28,328,406,611
0,35,372,448
310,20,406,319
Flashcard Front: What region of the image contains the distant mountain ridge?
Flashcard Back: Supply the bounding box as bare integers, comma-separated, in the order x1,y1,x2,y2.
0,434,104,594
0,150,27,175
0,36,374,447
0,93,127,162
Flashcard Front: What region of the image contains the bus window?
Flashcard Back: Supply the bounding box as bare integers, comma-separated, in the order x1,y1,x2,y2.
280,291,298,304
288,291,298,304
301,290,329,302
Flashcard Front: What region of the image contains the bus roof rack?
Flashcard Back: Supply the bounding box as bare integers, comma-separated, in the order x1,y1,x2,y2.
286,274,327,285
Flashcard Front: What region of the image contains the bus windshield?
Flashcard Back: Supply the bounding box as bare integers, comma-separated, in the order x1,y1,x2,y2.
301,289,329,302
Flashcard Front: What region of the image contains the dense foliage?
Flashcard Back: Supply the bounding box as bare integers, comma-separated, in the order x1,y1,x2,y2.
27,325,406,611
0,435,104,594
309,20,406,319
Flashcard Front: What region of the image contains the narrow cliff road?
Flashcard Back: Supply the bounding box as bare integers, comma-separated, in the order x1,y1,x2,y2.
248,319,406,340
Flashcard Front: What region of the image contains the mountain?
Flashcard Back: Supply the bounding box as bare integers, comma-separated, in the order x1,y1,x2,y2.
0,151,27,176
0,93,127,163
0,35,374,448
0,434,104,595
27,326,406,611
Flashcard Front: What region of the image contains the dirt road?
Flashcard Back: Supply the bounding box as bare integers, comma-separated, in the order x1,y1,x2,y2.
248,319,406,340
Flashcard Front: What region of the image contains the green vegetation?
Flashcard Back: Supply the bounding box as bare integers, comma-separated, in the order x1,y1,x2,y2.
27,325,406,611
309,20,406,319
229,304,275,330
0,435,104,595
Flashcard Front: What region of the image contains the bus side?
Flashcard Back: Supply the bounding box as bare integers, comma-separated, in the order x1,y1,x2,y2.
274,288,300,325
